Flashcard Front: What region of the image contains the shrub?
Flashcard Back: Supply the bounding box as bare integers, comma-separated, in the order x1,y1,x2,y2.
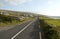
0,14,20,23
39,19,59,39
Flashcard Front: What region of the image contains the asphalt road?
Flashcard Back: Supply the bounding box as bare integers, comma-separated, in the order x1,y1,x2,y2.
0,18,40,39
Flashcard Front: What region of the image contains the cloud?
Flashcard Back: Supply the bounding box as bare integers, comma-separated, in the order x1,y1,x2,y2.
4,0,32,5
48,0,60,5
40,8,60,16
48,0,55,5
0,4,4,6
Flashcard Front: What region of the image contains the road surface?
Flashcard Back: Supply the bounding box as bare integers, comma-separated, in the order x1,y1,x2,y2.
0,18,41,39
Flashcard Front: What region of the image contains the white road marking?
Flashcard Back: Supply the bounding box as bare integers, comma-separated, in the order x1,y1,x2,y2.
39,32,42,39
11,21,34,39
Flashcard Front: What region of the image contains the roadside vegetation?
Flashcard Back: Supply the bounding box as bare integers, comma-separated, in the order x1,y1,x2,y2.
0,14,20,27
39,16,60,39
0,10,35,27
0,13,34,27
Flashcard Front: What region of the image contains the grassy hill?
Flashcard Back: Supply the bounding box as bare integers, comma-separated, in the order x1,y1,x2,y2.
0,10,37,17
0,10,35,27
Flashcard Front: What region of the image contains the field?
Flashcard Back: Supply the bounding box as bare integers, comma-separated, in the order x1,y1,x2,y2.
44,19,60,27
43,19,60,39
39,16,60,39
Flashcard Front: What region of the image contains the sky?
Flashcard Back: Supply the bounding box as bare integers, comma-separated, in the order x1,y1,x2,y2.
0,0,60,16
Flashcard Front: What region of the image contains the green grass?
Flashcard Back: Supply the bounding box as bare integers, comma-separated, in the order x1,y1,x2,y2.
39,16,60,39
0,18,32,27
0,20,19,27
0,10,35,27
39,16,60,27
43,19,60,39
44,19,60,27
0,14,34,27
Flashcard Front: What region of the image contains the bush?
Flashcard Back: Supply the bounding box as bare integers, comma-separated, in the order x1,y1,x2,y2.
39,19,59,39
0,14,20,23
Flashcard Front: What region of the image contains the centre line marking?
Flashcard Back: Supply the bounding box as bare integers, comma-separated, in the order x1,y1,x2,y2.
11,21,34,39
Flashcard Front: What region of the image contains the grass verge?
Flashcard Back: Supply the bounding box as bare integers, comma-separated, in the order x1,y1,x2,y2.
39,17,60,39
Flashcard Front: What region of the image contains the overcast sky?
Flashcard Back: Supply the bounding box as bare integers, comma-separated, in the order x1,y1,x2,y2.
0,0,60,16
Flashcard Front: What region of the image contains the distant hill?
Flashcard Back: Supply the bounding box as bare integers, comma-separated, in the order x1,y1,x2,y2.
0,10,38,17
0,9,60,19
48,16,60,19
